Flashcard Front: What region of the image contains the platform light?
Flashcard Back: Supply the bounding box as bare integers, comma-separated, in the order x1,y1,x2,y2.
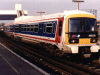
72,0,84,10
37,12,45,17
72,0,84,2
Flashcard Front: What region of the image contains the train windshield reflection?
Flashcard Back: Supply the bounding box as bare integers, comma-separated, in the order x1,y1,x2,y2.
69,18,97,32
85,18,97,32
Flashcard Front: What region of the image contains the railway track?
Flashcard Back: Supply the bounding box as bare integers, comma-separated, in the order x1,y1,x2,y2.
75,60,100,73
1,35,100,75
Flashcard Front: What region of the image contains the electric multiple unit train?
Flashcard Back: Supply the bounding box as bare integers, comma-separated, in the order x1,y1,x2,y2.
3,10,100,59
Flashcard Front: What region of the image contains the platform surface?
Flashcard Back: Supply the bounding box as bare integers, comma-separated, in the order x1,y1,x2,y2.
0,43,48,75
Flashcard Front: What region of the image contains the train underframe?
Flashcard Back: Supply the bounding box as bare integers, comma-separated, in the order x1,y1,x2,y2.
21,38,100,60
4,33,100,60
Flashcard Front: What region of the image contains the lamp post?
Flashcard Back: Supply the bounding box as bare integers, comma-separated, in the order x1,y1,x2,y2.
37,12,45,17
72,0,84,10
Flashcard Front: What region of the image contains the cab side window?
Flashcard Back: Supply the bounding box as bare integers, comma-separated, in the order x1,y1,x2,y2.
59,21,62,36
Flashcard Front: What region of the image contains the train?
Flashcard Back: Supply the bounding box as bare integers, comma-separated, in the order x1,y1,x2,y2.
3,10,100,60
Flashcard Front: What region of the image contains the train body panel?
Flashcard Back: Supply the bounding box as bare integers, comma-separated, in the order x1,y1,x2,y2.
3,10,100,59
4,18,63,45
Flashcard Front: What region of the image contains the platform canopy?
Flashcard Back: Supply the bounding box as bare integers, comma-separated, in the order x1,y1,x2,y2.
0,4,28,20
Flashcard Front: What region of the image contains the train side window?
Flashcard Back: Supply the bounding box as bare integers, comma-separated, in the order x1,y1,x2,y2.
24,25,26,27
27,25,30,27
21,28,23,31
24,28,26,31
15,25,19,31
31,25,34,32
10,25,13,32
21,25,24,32
53,23,55,34
21,25,23,27
31,28,34,31
46,23,52,34
26,25,30,32
22,25,27,32
59,21,62,36
27,28,29,31
34,25,38,32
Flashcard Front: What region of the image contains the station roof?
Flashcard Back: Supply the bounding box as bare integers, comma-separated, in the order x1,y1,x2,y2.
0,10,27,20
0,10,27,15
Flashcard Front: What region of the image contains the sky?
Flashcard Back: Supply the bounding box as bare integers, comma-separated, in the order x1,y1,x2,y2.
0,0,100,21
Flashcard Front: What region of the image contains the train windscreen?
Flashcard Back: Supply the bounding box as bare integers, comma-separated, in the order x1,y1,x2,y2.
69,18,97,32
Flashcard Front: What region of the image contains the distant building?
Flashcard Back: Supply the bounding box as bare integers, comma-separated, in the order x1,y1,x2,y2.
0,4,28,20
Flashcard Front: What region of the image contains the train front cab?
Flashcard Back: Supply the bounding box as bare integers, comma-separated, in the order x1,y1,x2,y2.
64,14,100,59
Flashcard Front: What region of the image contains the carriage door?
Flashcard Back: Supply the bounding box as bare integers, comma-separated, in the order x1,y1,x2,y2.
39,23,43,35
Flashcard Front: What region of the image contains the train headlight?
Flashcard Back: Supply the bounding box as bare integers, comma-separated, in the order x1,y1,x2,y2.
69,39,79,44
90,38,97,43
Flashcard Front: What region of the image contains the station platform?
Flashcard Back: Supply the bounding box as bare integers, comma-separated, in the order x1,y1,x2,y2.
0,43,49,75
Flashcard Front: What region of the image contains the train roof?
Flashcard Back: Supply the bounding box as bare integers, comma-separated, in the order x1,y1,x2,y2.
9,10,96,24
